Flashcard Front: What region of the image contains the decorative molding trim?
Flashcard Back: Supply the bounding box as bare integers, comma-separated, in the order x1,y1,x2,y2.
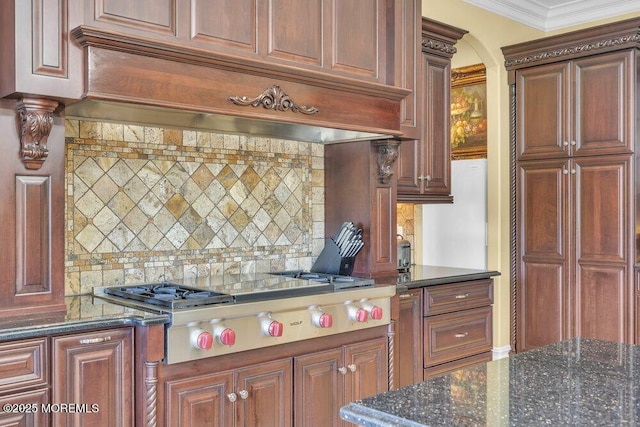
144,361,159,427
229,85,319,115
509,83,518,353
421,37,457,56
387,321,395,391
17,98,59,170
374,140,401,184
504,33,640,68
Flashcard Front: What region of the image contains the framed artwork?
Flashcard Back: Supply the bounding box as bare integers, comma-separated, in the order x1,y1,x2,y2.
450,64,487,160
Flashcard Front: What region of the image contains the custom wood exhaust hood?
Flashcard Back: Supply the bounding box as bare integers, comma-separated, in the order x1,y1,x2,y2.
67,26,411,143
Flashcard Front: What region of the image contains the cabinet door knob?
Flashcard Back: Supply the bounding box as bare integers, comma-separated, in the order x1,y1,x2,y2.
563,141,569,146
338,367,347,375
570,140,576,146
454,332,469,339
347,364,356,372
227,393,237,402
238,390,249,400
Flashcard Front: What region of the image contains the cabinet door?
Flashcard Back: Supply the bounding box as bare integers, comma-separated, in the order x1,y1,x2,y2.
0,388,49,427
396,289,422,387
572,51,633,157
517,159,570,352
421,53,452,200
574,155,632,343
236,358,292,427
516,62,570,160
344,337,388,403
51,328,134,427
293,348,343,427
165,370,234,427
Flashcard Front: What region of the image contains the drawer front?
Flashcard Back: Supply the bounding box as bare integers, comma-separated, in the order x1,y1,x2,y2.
0,339,48,394
423,352,492,380
0,388,49,426
424,306,492,367
424,279,493,316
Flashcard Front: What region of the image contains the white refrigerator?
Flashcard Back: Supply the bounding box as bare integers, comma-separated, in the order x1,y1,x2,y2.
422,159,487,269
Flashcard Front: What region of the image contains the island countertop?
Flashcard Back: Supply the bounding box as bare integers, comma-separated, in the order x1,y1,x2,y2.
341,338,640,426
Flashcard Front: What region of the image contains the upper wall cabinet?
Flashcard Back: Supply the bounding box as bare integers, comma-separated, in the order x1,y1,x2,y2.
1,0,413,142
396,18,467,203
82,0,388,83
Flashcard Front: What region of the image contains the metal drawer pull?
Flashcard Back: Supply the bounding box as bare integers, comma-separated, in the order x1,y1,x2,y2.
338,367,347,375
227,393,237,402
79,336,112,345
347,364,356,372
454,293,469,299
399,294,413,299
238,390,249,400
454,332,469,339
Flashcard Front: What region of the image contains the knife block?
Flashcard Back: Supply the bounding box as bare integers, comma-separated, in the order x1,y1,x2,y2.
310,239,356,276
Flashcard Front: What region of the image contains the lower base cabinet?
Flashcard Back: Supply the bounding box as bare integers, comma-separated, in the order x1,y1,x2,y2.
52,328,134,427
165,358,292,427
0,328,134,427
294,337,388,427
163,336,388,427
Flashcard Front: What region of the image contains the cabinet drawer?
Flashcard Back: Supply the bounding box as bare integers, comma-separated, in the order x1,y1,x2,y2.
424,279,493,316
0,388,49,426
0,339,48,394
423,352,492,380
424,306,492,367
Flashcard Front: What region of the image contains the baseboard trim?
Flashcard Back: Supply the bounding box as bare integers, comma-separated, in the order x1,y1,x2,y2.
492,345,511,360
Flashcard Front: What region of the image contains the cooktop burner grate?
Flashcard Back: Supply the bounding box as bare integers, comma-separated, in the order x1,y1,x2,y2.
104,282,235,309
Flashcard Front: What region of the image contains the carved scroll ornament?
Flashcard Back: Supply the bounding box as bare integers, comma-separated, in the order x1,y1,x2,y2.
17,98,59,170
375,140,401,184
229,84,319,115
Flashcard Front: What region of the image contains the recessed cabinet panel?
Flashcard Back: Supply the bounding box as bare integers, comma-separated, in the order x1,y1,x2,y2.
577,265,626,342
15,176,51,295
574,51,632,155
516,63,569,160
267,0,323,65
520,262,566,351
331,0,380,78
94,0,176,34
0,339,48,394
518,160,567,258
32,0,67,76
166,371,234,427
576,157,628,261
192,0,257,52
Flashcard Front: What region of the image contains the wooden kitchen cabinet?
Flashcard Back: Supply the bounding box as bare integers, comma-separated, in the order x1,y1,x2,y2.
423,279,494,379
0,338,49,427
294,337,387,427
397,18,467,203
165,358,292,427
516,155,633,351
503,20,640,352
51,328,134,427
78,0,390,84
392,289,423,388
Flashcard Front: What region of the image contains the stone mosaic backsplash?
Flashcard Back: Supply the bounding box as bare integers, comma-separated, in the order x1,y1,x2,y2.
64,119,325,296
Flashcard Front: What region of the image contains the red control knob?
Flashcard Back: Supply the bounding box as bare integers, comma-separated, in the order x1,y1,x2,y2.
369,306,384,320
217,328,236,346
266,320,284,337
354,308,368,322
312,312,333,328
194,331,213,350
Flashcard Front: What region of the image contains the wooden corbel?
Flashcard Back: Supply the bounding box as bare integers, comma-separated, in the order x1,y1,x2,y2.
17,98,59,170
374,140,401,184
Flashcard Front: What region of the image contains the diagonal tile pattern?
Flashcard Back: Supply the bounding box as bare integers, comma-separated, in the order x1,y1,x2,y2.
65,120,325,295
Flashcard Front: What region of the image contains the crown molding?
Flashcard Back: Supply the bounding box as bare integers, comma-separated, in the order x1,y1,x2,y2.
464,0,640,31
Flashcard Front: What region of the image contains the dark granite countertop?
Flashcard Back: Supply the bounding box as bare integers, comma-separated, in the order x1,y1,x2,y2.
397,265,500,291
0,294,169,343
341,338,640,426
